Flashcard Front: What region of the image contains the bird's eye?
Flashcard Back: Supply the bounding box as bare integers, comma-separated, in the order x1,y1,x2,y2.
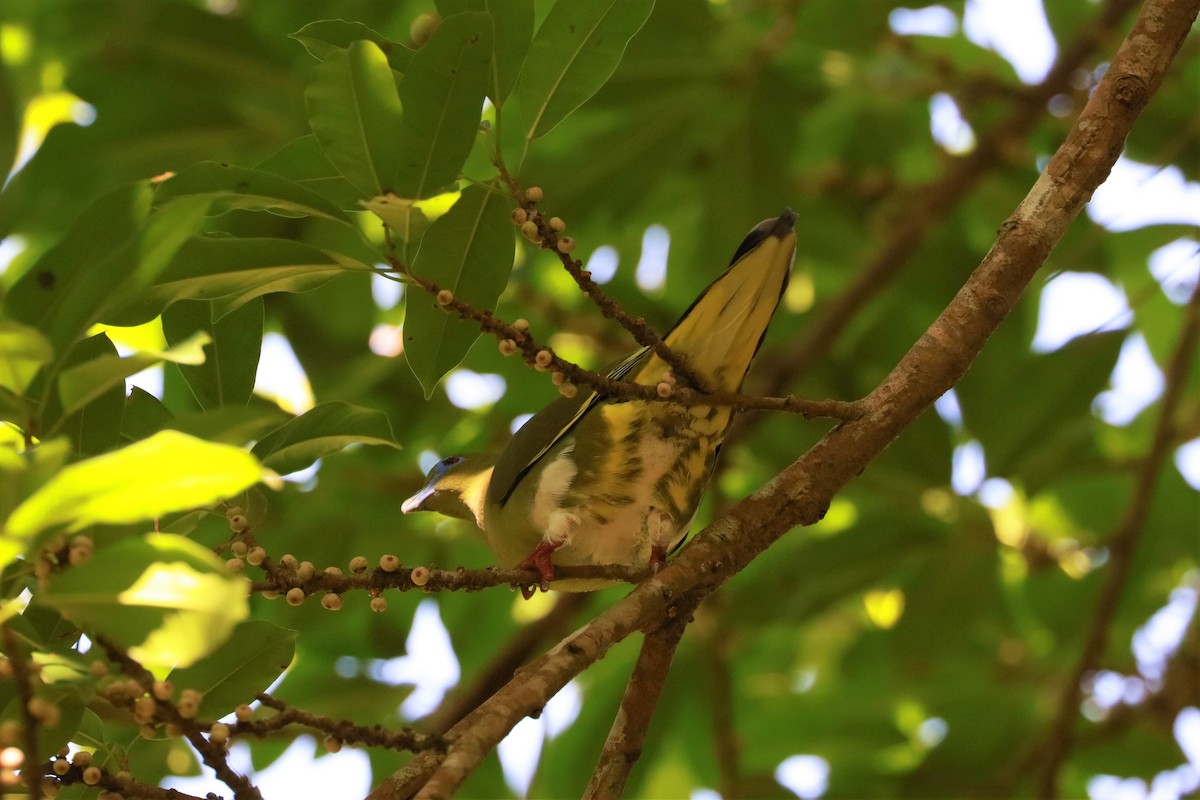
443,456,463,466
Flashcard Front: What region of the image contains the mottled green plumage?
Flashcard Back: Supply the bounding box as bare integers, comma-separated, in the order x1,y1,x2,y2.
404,210,798,591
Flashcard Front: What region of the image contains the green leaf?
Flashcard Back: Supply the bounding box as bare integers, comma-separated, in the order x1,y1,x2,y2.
250,401,399,476
163,298,263,410
39,533,249,669
404,183,514,395
44,333,126,455
360,193,433,241
290,20,414,73
256,134,365,210
487,0,534,103
0,61,18,191
395,12,494,199
55,332,210,422
6,184,152,353
0,439,71,565
153,162,353,223
518,0,655,140
0,321,54,396
305,39,405,198
106,236,349,327
436,0,533,103
4,430,271,540
121,387,175,442
168,620,297,718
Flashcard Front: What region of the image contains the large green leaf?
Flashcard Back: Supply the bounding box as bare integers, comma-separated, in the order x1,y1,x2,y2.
6,184,152,353
4,430,271,539
162,298,263,410
518,0,655,140
404,183,515,395
42,333,127,455
304,39,405,198
106,236,351,326
394,12,493,199
55,332,210,422
5,188,210,360
290,19,414,73
0,321,54,396
256,134,364,211
250,401,399,476
39,533,249,669
153,161,353,223
121,387,175,442
436,0,534,103
168,620,297,719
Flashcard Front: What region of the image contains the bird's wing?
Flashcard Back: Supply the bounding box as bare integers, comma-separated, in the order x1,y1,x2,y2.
488,346,651,506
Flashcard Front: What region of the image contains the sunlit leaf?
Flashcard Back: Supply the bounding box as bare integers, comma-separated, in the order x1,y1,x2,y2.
168,620,297,718
56,331,210,421
40,533,249,669
0,321,54,395
4,430,271,539
250,401,399,476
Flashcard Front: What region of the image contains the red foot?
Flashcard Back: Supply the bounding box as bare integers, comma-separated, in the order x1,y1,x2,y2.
649,544,668,573
514,540,561,599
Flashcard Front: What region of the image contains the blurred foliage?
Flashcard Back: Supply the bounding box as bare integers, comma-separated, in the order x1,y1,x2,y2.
0,0,1197,798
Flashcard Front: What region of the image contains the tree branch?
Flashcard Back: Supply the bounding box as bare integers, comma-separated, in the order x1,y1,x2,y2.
1034,268,1200,797
582,595,700,799
753,0,1142,397
367,1,1200,796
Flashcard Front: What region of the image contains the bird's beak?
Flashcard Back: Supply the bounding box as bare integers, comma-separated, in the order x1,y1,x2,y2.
401,484,435,514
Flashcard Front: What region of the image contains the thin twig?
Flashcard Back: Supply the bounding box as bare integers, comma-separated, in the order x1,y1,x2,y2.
243,694,445,753
394,262,857,420
582,596,700,799
98,638,263,800
249,562,649,597
1035,276,1200,798
364,4,1200,795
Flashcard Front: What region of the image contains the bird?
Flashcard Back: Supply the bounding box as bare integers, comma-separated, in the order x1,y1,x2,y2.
402,209,798,594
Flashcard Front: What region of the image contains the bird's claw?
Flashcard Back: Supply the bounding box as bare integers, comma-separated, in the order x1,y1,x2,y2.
649,544,668,573
514,540,559,598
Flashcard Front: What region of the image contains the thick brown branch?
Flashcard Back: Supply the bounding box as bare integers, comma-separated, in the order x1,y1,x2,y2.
420,594,590,735
1035,274,1200,797
367,2,1199,796
582,596,699,799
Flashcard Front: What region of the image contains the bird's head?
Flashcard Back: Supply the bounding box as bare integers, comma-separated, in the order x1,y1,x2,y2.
401,454,495,530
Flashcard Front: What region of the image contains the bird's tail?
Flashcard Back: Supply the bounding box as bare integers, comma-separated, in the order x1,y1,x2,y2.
633,209,797,392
